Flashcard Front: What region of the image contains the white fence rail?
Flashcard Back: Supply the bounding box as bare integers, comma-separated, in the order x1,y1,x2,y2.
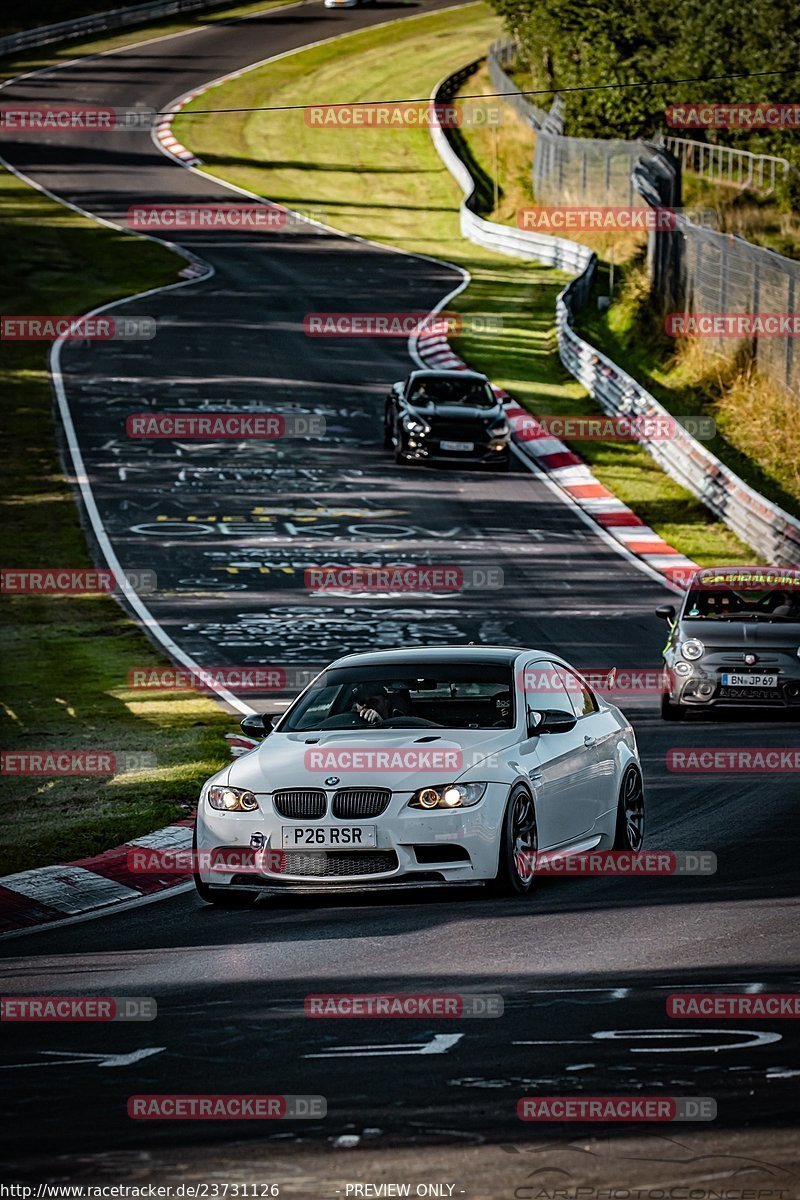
662,135,789,194
429,64,800,567
0,0,226,57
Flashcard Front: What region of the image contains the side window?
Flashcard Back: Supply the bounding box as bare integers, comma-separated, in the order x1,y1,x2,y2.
556,666,598,718
523,660,573,716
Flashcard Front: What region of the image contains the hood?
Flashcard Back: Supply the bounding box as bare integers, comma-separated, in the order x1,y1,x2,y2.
679,618,800,651
227,727,517,793
409,401,503,424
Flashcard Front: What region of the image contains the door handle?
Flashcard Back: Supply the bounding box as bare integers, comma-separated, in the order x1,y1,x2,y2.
583,735,596,746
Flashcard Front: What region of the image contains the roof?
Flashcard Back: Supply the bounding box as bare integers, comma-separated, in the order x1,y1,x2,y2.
330,645,540,668
408,368,489,382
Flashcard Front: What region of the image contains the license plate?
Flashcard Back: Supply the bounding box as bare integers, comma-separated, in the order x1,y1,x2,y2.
440,440,474,452
281,825,376,849
720,673,778,688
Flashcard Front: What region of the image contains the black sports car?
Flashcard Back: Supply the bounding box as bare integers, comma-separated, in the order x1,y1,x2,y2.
657,565,800,719
384,369,511,468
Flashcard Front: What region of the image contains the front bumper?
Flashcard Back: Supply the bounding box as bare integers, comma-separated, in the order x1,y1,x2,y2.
195,783,510,889
399,436,509,466
664,662,800,708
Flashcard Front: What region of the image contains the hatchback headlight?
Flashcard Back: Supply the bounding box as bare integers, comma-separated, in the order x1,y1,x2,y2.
207,785,258,812
409,782,487,810
489,419,510,440
679,639,704,661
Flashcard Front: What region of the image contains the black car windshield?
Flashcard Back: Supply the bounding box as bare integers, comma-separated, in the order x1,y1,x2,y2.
683,586,800,621
408,377,496,408
281,663,514,731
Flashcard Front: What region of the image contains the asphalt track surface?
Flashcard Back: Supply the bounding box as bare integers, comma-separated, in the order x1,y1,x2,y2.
0,0,799,1185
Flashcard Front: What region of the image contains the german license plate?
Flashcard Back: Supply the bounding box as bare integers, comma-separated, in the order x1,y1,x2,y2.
440,440,474,452
720,673,778,688
281,825,376,848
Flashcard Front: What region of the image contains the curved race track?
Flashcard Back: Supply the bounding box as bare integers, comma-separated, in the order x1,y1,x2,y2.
0,1,798,1184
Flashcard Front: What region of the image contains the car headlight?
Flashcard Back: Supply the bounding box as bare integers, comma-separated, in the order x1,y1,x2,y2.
679,639,704,661
402,415,429,435
408,782,487,810
489,419,510,440
207,785,259,812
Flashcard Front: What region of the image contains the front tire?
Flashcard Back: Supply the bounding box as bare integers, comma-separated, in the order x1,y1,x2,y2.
491,785,538,896
612,766,645,851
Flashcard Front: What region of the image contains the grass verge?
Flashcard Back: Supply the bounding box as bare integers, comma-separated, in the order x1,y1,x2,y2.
174,4,755,564
0,170,232,876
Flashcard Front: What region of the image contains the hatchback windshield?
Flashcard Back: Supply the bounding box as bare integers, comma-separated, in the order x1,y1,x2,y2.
281,663,514,731
683,586,800,621
408,377,496,408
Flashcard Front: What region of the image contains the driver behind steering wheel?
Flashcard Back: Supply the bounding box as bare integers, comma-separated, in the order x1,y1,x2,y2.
353,685,410,725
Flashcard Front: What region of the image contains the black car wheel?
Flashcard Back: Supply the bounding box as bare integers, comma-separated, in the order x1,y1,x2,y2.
612,766,645,851
491,785,538,896
383,407,394,449
661,691,685,721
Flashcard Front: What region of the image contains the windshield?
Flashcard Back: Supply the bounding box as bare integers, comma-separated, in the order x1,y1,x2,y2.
281,663,514,731
683,586,800,621
408,377,496,409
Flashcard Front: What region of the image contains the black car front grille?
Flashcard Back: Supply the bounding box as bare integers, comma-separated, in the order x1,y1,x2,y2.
281,850,398,877
272,789,327,820
331,788,391,819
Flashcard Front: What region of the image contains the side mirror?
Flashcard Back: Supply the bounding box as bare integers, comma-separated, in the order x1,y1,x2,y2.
531,708,577,735
240,713,275,738
656,604,677,623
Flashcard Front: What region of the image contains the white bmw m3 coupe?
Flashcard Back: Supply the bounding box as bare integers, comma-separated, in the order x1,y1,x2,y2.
193,646,644,905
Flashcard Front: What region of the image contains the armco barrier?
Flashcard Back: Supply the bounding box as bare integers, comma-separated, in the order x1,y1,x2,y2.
0,0,228,57
430,65,800,567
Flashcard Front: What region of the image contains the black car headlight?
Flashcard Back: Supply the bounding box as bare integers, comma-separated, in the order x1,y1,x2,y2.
408,782,487,810
402,415,430,435
488,419,510,441
207,785,259,812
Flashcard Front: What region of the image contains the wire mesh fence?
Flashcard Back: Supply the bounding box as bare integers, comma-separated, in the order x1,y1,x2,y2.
488,39,800,399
